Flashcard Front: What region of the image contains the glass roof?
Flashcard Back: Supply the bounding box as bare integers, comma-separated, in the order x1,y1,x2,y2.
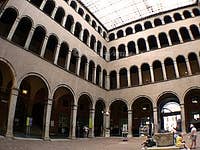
79,0,196,30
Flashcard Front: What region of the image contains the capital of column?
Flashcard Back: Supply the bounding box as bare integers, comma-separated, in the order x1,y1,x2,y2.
11,87,19,96
128,110,132,114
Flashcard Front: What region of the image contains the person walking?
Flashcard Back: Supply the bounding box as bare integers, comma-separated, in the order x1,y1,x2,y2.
190,124,197,149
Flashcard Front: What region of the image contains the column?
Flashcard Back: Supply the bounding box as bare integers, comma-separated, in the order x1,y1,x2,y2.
187,28,194,40
87,36,91,46
177,32,183,43
138,68,142,85
190,11,195,17
150,66,155,83
43,98,53,140
92,66,96,84
171,16,175,22
71,23,75,34
125,46,129,57
0,8,5,18
71,105,77,138
7,17,20,41
79,30,84,41
40,36,48,57
106,51,110,61
161,63,167,80
53,43,61,65
76,57,81,75
105,112,110,137
116,50,119,60
173,61,180,78
24,27,35,49
166,34,172,46
51,7,58,19
106,75,110,90
127,69,131,87
100,71,103,87
135,44,139,54
153,107,158,133
116,73,120,89
156,35,161,48
100,48,103,57
62,16,67,27
85,62,89,80
145,39,150,51
128,110,132,137
66,51,72,70
6,88,19,138
93,42,97,52
185,59,192,75
180,104,186,133
40,0,47,10
89,109,95,137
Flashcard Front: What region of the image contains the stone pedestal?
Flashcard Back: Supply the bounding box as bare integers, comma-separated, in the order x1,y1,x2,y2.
154,133,174,147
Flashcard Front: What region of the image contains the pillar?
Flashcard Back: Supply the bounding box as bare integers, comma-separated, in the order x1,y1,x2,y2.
116,50,119,60
51,6,58,19
85,62,89,80
105,112,110,137
127,69,131,87
185,58,192,75
66,51,72,70
79,30,84,41
89,109,95,137
116,73,120,89
156,35,161,48
92,66,96,84
6,88,19,138
188,28,194,40
135,44,139,54
40,0,47,10
150,66,155,83
177,32,183,43
76,57,81,75
62,16,67,27
128,110,132,137
71,23,75,34
40,36,48,57
106,75,110,90
180,104,186,133
7,17,20,41
173,61,180,78
99,71,103,87
43,98,53,140
53,43,61,65
153,107,158,133
166,34,172,46
138,68,142,85
161,63,167,80
24,27,35,50
71,105,77,139
146,39,150,51
125,46,129,57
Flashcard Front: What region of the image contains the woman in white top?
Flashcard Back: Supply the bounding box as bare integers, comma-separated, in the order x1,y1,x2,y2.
190,124,197,149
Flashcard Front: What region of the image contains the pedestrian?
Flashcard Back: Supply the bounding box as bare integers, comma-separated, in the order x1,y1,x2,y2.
190,124,197,149
175,133,190,150
83,126,89,138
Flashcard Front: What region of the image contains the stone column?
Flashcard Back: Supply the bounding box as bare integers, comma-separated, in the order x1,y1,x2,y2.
106,51,110,61
6,88,19,138
128,110,132,137
99,71,103,87
177,32,183,43
24,27,35,50
85,62,89,80
127,69,131,87
43,98,53,140
51,7,58,19
135,44,139,54
79,30,84,41
180,104,186,133
40,36,48,57
53,43,61,65
92,66,96,84
146,39,150,51
66,51,72,70
166,34,172,46
138,68,143,85
7,17,20,41
76,57,81,76
156,35,161,48
185,59,192,75
153,107,158,133
150,66,155,83
173,61,180,78
125,46,129,57
161,63,167,80
116,73,120,89
188,28,194,40
89,109,95,137
87,36,91,46
71,23,75,34
40,0,47,10
106,75,110,90
62,16,67,27
71,105,77,139
105,112,110,137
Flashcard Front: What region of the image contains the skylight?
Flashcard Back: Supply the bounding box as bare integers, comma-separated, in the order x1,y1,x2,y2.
79,0,196,30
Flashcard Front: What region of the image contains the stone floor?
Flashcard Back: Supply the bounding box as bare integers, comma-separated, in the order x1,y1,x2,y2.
0,132,199,150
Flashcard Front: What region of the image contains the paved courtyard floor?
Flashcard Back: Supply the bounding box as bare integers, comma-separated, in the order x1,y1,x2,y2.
0,132,199,150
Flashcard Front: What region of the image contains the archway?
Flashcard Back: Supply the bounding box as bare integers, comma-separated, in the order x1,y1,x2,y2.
14,75,48,138
184,89,200,132
132,97,153,137
110,100,128,136
50,87,74,138
94,100,105,137
76,94,93,138
157,93,181,133
0,61,14,135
